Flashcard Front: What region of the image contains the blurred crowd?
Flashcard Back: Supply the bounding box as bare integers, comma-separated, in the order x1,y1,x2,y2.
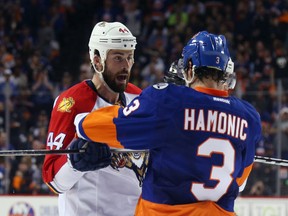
0,0,288,196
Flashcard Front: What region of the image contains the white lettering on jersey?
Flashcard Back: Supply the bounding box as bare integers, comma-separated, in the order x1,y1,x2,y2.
184,109,248,141
213,97,230,104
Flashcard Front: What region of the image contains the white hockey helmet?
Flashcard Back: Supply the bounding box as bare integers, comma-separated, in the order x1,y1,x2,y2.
88,21,137,73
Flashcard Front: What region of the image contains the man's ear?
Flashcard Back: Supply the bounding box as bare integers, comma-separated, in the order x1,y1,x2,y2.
186,61,193,81
93,55,103,71
93,55,101,64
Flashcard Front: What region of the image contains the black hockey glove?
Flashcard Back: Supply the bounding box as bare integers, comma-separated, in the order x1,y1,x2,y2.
68,138,111,172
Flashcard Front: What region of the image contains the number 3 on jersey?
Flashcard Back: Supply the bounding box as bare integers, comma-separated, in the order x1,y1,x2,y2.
47,132,66,150
191,138,235,201
123,99,140,116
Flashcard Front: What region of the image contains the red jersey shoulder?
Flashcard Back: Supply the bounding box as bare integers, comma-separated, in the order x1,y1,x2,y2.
125,83,142,94
55,81,97,113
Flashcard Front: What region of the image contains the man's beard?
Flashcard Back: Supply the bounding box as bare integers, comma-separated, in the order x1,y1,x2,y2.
102,68,129,93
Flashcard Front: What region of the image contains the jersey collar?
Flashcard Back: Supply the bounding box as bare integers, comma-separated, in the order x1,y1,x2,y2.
194,86,229,97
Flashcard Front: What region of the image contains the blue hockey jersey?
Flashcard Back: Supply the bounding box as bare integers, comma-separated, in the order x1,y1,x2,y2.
74,83,262,216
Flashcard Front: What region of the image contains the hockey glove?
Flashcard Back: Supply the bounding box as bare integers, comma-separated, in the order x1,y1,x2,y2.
68,138,111,172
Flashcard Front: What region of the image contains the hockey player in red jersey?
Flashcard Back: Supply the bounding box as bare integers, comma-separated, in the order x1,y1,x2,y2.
42,21,149,216
74,31,262,215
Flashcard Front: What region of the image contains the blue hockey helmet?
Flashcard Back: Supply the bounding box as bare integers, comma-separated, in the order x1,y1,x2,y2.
180,31,236,89
182,31,231,71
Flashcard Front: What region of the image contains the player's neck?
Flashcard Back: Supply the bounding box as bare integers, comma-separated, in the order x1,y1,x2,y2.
92,75,119,104
191,79,227,91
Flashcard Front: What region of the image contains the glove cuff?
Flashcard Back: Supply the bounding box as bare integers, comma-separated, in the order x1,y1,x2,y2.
67,153,80,172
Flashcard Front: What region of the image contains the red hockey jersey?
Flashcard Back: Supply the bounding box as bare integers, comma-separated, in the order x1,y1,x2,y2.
42,80,149,216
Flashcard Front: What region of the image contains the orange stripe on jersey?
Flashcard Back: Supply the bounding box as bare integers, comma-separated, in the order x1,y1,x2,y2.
45,183,59,194
236,163,253,186
135,198,236,216
194,86,229,97
81,106,124,149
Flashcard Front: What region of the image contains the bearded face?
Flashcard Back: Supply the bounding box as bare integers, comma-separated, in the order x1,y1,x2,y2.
102,64,130,93
102,50,134,93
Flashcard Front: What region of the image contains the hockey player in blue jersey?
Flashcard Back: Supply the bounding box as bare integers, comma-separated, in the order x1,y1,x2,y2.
73,31,262,215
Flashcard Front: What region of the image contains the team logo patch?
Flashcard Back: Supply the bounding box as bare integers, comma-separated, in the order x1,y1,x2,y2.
110,151,149,187
57,97,75,113
9,202,35,216
153,83,169,89
119,28,129,33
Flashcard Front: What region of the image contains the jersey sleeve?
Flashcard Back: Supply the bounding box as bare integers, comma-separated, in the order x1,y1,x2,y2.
75,85,171,150
42,83,97,194
236,105,262,191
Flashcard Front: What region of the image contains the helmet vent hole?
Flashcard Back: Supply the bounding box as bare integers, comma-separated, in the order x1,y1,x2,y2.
99,39,108,43
111,39,122,43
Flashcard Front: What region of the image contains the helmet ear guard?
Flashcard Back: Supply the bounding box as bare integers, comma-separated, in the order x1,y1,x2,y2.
224,58,236,89
177,58,194,86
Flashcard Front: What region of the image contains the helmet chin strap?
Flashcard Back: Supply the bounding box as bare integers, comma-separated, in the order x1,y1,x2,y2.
91,61,118,95
183,65,196,87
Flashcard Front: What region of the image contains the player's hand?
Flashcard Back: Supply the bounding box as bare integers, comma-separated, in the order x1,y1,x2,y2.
67,138,111,172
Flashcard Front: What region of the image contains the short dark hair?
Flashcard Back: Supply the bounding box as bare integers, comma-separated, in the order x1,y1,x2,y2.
194,67,226,83
94,49,100,57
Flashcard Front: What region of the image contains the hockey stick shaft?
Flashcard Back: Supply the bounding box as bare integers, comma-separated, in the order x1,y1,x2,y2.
254,155,288,167
0,149,287,166
0,148,148,156
0,149,85,156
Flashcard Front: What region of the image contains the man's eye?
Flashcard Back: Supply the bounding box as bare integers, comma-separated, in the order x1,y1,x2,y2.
113,56,134,62
114,56,123,62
